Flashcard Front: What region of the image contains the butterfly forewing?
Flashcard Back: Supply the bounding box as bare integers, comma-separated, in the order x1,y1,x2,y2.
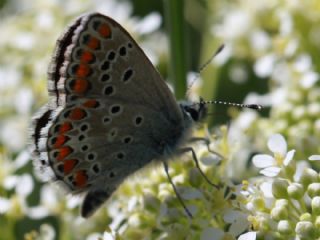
31,13,185,217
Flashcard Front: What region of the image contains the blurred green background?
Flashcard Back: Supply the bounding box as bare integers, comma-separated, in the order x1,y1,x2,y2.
0,0,319,239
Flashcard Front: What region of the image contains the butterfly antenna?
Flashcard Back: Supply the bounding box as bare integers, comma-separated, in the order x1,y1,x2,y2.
200,99,263,111
186,44,225,98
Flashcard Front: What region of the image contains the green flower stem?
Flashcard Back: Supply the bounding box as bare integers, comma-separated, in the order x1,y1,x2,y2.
163,0,187,99
298,198,308,213
288,200,301,221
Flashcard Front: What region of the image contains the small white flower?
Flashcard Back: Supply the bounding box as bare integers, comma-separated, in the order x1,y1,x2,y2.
300,71,319,89
39,224,56,240
16,174,34,197
134,12,162,34
27,206,50,219
254,54,276,78
252,134,295,177
0,197,11,213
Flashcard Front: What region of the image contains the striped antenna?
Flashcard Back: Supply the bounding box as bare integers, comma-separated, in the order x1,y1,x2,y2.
200,100,263,110
186,44,225,97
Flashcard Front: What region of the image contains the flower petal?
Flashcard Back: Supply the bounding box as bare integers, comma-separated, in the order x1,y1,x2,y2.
238,232,256,240
260,181,273,198
27,206,50,219
223,210,242,223
229,214,250,236
267,134,287,155
180,187,204,200
201,227,224,240
252,154,276,168
284,150,296,166
260,167,281,177
309,155,320,161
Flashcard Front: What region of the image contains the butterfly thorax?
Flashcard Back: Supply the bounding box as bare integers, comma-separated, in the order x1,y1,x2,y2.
159,100,207,158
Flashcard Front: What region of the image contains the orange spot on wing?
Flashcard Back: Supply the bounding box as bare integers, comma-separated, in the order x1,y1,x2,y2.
98,23,111,37
80,51,94,63
59,122,72,133
83,99,98,108
57,146,73,161
76,64,90,78
54,135,69,148
74,170,88,188
63,159,78,175
87,37,100,49
73,79,88,93
69,108,86,120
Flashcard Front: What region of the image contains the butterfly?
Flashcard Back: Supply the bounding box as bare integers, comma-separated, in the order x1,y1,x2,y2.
30,12,261,218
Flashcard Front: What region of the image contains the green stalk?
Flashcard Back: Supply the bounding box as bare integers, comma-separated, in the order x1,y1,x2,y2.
163,0,187,100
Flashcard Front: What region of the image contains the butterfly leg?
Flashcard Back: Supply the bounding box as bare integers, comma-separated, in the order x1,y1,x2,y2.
179,147,220,189
188,137,224,160
162,161,193,218
81,188,115,218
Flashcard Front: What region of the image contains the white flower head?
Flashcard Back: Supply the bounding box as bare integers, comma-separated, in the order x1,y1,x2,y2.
252,134,295,177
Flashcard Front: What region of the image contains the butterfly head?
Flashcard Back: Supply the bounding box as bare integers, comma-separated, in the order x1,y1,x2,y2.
179,97,207,124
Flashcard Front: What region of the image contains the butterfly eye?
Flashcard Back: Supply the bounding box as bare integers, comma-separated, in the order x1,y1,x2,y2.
183,106,200,121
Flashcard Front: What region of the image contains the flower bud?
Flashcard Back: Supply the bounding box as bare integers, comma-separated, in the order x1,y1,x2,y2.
275,199,289,208
307,183,320,198
272,179,289,199
143,193,160,212
277,220,293,235
287,183,304,199
299,168,318,188
284,160,296,179
300,213,312,222
271,206,288,221
315,216,320,228
258,216,270,232
311,196,320,215
295,221,315,239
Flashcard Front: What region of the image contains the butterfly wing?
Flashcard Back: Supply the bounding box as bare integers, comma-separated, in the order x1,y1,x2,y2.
31,13,185,217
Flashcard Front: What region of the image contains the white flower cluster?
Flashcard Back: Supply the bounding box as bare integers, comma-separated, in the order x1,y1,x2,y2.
241,134,320,240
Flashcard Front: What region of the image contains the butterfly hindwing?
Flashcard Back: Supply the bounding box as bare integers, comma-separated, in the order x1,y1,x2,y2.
31,13,187,217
